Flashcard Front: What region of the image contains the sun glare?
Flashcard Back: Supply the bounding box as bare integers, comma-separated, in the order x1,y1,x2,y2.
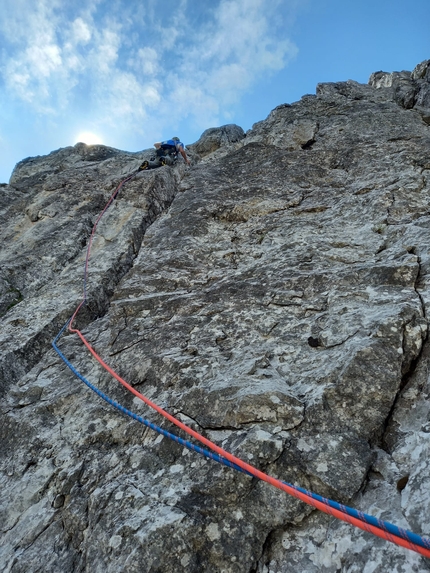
75,132,103,145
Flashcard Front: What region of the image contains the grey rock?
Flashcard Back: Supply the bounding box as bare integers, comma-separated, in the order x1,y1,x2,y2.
0,144,185,395
188,124,245,158
245,103,319,150
412,60,430,82
369,59,430,122
1,62,430,572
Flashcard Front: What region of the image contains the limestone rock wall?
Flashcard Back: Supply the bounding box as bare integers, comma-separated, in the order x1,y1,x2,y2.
1,61,430,572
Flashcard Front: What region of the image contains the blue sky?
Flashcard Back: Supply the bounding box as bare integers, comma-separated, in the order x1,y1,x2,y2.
0,0,429,183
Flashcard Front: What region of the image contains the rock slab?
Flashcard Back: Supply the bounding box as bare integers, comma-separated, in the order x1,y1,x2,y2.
1,61,430,572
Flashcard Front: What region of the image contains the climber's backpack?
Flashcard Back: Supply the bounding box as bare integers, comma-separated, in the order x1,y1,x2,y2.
158,140,178,157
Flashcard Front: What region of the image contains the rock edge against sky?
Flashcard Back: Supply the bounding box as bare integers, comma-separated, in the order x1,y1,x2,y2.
1,61,430,572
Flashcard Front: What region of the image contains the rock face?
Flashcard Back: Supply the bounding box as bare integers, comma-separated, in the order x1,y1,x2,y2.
1,61,430,572
369,59,430,122
187,123,246,158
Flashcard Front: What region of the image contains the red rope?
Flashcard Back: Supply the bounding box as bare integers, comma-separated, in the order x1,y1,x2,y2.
67,172,430,559
68,324,430,559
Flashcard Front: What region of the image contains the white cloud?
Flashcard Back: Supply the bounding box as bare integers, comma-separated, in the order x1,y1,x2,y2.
135,47,159,76
71,17,92,45
146,0,299,129
91,28,121,74
0,0,300,147
26,43,62,78
1,2,70,109
191,0,297,90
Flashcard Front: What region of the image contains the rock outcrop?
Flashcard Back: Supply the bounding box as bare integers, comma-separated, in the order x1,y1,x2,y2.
1,60,430,572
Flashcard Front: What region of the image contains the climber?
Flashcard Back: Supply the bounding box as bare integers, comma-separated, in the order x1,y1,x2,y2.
139,137,190,171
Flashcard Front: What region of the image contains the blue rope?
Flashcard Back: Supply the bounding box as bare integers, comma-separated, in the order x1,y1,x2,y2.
51,170,430,555
53,323,430,551
286,483,430,549
53,321,430,552
52,323,251,476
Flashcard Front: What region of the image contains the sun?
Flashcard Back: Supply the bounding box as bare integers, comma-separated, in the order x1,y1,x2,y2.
75,131,103,145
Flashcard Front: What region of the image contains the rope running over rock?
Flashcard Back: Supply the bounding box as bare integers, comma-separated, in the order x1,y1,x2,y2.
52,171,430,559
